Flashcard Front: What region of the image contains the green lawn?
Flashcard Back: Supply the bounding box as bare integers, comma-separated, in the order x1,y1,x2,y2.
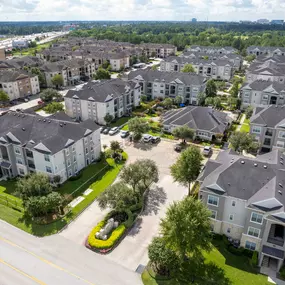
0,180,23,211
240,118,250,133
12,42,52,56
142,240,270,285
110,117,131,127
0,155,127,236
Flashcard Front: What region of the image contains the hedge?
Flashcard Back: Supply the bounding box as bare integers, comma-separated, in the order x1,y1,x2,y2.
88,220,126,250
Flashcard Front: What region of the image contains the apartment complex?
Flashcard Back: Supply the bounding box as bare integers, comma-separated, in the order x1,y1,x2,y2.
186,45,237,55
249,105,285,152
0,70,40,101
0,56,43,71
40,59,96,87
160,56,234,81
247,46,285,57
0,111,101,183
240,80,285,108
64,79,141,125
127,69,207,105
162,106,231,141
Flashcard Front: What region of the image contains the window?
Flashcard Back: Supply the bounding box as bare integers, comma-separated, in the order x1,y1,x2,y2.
16,158,23,165
229,214,234,221
279,131,285,139
210,210,217,219
66,149,70,156
232,201,236,206
74,165,78,172
248,227,260,238
252,126,261,134
245,241,256,251
72,145,75,152
15,147,20,155
251,212,263,224
19,168,25,175
208,195,219,206
44,154,50,162
277,141,285,148
227,228,231,233
68,170,72,177
73,156,76,162
91,146,94,151
46,166,52,173
67,159,71,167
85,148,88,154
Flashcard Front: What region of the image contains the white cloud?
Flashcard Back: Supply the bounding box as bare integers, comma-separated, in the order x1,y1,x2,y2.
1,0,285,21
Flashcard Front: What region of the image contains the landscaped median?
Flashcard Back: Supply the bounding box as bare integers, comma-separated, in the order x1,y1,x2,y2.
0,153,128,236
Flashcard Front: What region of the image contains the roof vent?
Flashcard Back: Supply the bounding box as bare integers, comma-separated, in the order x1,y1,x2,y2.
241,161,245,164
243,188,246,191
281,156,284,160
63,122,66,125
264,165,267,169
279,190,282,195
43,119,46,122
279,183,283,188
22,128,25,131
254,163,258,167
48,121,51,123
60,124,63,127
38,119,41,121
17,114,20,117
228,183,231,186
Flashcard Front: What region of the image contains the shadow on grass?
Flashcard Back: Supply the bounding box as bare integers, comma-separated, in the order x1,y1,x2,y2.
142,186,167,216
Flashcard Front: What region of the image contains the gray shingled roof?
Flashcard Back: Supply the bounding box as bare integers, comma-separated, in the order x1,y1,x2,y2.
163,106,231,134
40,59,87,72
250,105,285,127
127,69,207,86
0,70,33,82
65,78,139,102
200,149,285,209
241,80,285,93
0,112,100,154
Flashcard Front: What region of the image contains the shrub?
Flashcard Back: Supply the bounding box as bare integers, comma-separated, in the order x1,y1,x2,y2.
69,172,82,181
123,209,135,228
227,245,244,256
222,234,230,246
251,251,258,267
280,266,285,279
243,248,254,258
88,220,126,249
212,233,223,240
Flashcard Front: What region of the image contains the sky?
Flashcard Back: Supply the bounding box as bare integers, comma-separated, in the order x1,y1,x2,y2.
0,0,285,22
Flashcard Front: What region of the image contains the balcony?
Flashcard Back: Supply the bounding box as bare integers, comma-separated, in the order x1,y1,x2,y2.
267,224,285,247
28,163,35,169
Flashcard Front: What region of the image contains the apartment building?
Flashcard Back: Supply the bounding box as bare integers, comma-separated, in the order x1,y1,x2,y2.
0,49,5,61
249,105,285,152
0,56,43,71
240,80,285,108
64,79,141,125
40,59,96,87
160,56,234,81
199,149,285,272
162,106,231,141
247,46,285,57
181,52,242,70
12,39,29,49
186,45,237,55
0,70,40,101
246,55,285,83
127,69,207,105
140,43,177,58
0,111,101,183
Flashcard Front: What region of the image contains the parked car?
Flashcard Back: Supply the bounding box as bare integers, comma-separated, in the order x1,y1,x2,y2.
174,144,182,152
109,127,120,135
103,127,111,134
100,127,106,134
24,98,29,102
120,130,130,138
203,146,212,157
151,136,161,144
143,134,153,143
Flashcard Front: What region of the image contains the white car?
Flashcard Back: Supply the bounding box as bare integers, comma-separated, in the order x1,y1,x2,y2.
109,127,119,135
142,134,153,143
203,146,212,156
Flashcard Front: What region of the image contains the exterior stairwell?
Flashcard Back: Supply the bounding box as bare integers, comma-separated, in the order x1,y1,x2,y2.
262,256,269,267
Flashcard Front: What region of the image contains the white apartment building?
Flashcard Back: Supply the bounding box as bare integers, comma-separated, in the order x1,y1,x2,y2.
0,112,101,183
0,70,40,101
64,79,141,125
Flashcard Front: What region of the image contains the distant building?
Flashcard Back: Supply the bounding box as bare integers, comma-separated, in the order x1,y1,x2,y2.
271,20,284,25
192,18,197,23
257,19,270,24
12,39,29,49
0,49,5,61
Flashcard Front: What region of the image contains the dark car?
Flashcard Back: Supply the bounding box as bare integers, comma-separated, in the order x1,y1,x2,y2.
100,127,106,134
151,136,161,144
103,127,111,134
174,144,182,152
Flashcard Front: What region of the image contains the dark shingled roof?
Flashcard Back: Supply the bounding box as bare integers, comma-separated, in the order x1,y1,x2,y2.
0,112,100,154
241,80,285,93
0,70,33,82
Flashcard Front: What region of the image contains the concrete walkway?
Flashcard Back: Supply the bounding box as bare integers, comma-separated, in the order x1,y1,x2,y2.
237,114,246,131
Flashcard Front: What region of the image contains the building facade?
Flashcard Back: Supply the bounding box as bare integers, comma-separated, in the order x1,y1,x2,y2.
186,45,237,55
64,79,141,125
247,46,285,57
199,149,285,272
0,112,101,183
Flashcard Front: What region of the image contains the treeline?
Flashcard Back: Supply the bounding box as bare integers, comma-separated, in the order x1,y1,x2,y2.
70,22,285,52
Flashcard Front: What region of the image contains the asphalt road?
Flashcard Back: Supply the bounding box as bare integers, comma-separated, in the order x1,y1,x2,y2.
0,220,142,285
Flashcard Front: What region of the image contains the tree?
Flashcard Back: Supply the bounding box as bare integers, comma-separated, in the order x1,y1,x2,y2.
230,81,239,98
170,146,203,195
28,41,37,48
172,125,194,143
181,64,195,73
227,96,238,110
139,55,148,63
197,92,206,106
104,113,113,125
110,140,122,157
245,54,256,62
229,132,259,153
128,117,149,141
0,90,9,103
174,96,182,105
160,197,212,258
120,159,159,193
205,79,217,98
148,237,180,276
43,102,64,114
97,182,138,211
93,68,111,80
40,88,61,102
205,97,214,106
152,65,158,70
163,97,173,109
30,67,46,87
213,97,222,109
141,94,147,103
51,74,64,89
102,60,111,70
245,106,253,119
